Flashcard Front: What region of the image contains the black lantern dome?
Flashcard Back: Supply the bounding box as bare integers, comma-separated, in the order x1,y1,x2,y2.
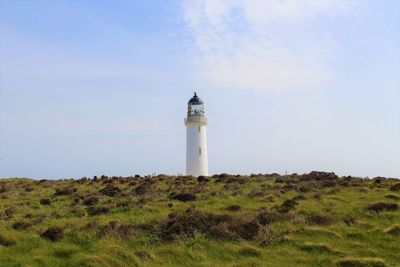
188,92,203,105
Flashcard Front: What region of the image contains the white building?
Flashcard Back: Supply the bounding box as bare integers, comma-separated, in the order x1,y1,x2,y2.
185,92,209,176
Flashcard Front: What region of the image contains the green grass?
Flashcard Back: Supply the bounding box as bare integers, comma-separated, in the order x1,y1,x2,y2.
0,174,399,266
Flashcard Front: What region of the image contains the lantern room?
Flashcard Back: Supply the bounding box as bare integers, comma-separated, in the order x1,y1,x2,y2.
187,92,204,116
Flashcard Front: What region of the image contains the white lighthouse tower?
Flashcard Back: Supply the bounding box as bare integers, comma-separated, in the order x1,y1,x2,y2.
185,92,209,176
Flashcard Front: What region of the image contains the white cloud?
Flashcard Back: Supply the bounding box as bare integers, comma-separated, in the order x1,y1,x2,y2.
182,0,357,91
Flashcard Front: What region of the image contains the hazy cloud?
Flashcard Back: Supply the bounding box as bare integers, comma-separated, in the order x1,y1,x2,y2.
182,0,357,91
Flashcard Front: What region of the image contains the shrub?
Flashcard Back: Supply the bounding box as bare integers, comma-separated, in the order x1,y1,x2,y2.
157,209,260,241
116,200,133,209
321,180,337,188
72,197,80,204
226,204,241,212
41,226,64,241
134,182,152,195
99,185,121,197
366,202,398,213
390,183,400,192
40,198,51,205
3,208,14,219
135,251,155,260
256,226,289,246
266,194,277,202
300,242,338,254
24,186,34,192
277,199,298,213
12,221,32,230
227,177,249,184
230,221,260,240
99,221,140,239
238,246,262,257
384,224,400,236
82,220,98,231
0,184,9,193
335,258,386,267
342,215,356,226
197,176,209,183
282,184,295,190
87,206,110,216
292,194,306,201
213,173,231,182
248,190,265,198
306,213,335,225
384,194,400,201
209,223,234,239
0,234,16,246
101,179,113,185
171,193,196,202
83,196,99,206
297,182,317,193
256,211,284,225
372,177,384,184
54,187,77,196
275,176,296,184
301,171,337,181
158,209,216,240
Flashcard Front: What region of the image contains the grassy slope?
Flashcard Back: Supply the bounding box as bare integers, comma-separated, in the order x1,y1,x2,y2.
0,174,399,267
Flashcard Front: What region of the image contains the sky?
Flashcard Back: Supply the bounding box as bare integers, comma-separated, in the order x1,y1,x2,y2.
0,0,399,179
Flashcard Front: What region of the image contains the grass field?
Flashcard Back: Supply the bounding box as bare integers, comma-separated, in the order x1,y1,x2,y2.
0,172,399,267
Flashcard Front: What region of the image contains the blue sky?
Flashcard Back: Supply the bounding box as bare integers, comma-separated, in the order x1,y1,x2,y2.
0,0,399,179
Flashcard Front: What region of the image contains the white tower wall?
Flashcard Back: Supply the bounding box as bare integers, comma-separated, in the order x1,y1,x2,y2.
186,122,208,176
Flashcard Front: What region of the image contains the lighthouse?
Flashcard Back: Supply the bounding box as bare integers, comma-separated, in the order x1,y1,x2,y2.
185,92,209,176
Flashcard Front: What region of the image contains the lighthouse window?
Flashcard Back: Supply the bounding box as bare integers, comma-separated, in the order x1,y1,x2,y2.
198,126,201,132
199,147,202,155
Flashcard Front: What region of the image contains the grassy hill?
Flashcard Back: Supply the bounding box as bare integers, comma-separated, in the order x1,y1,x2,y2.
0,172,399,267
